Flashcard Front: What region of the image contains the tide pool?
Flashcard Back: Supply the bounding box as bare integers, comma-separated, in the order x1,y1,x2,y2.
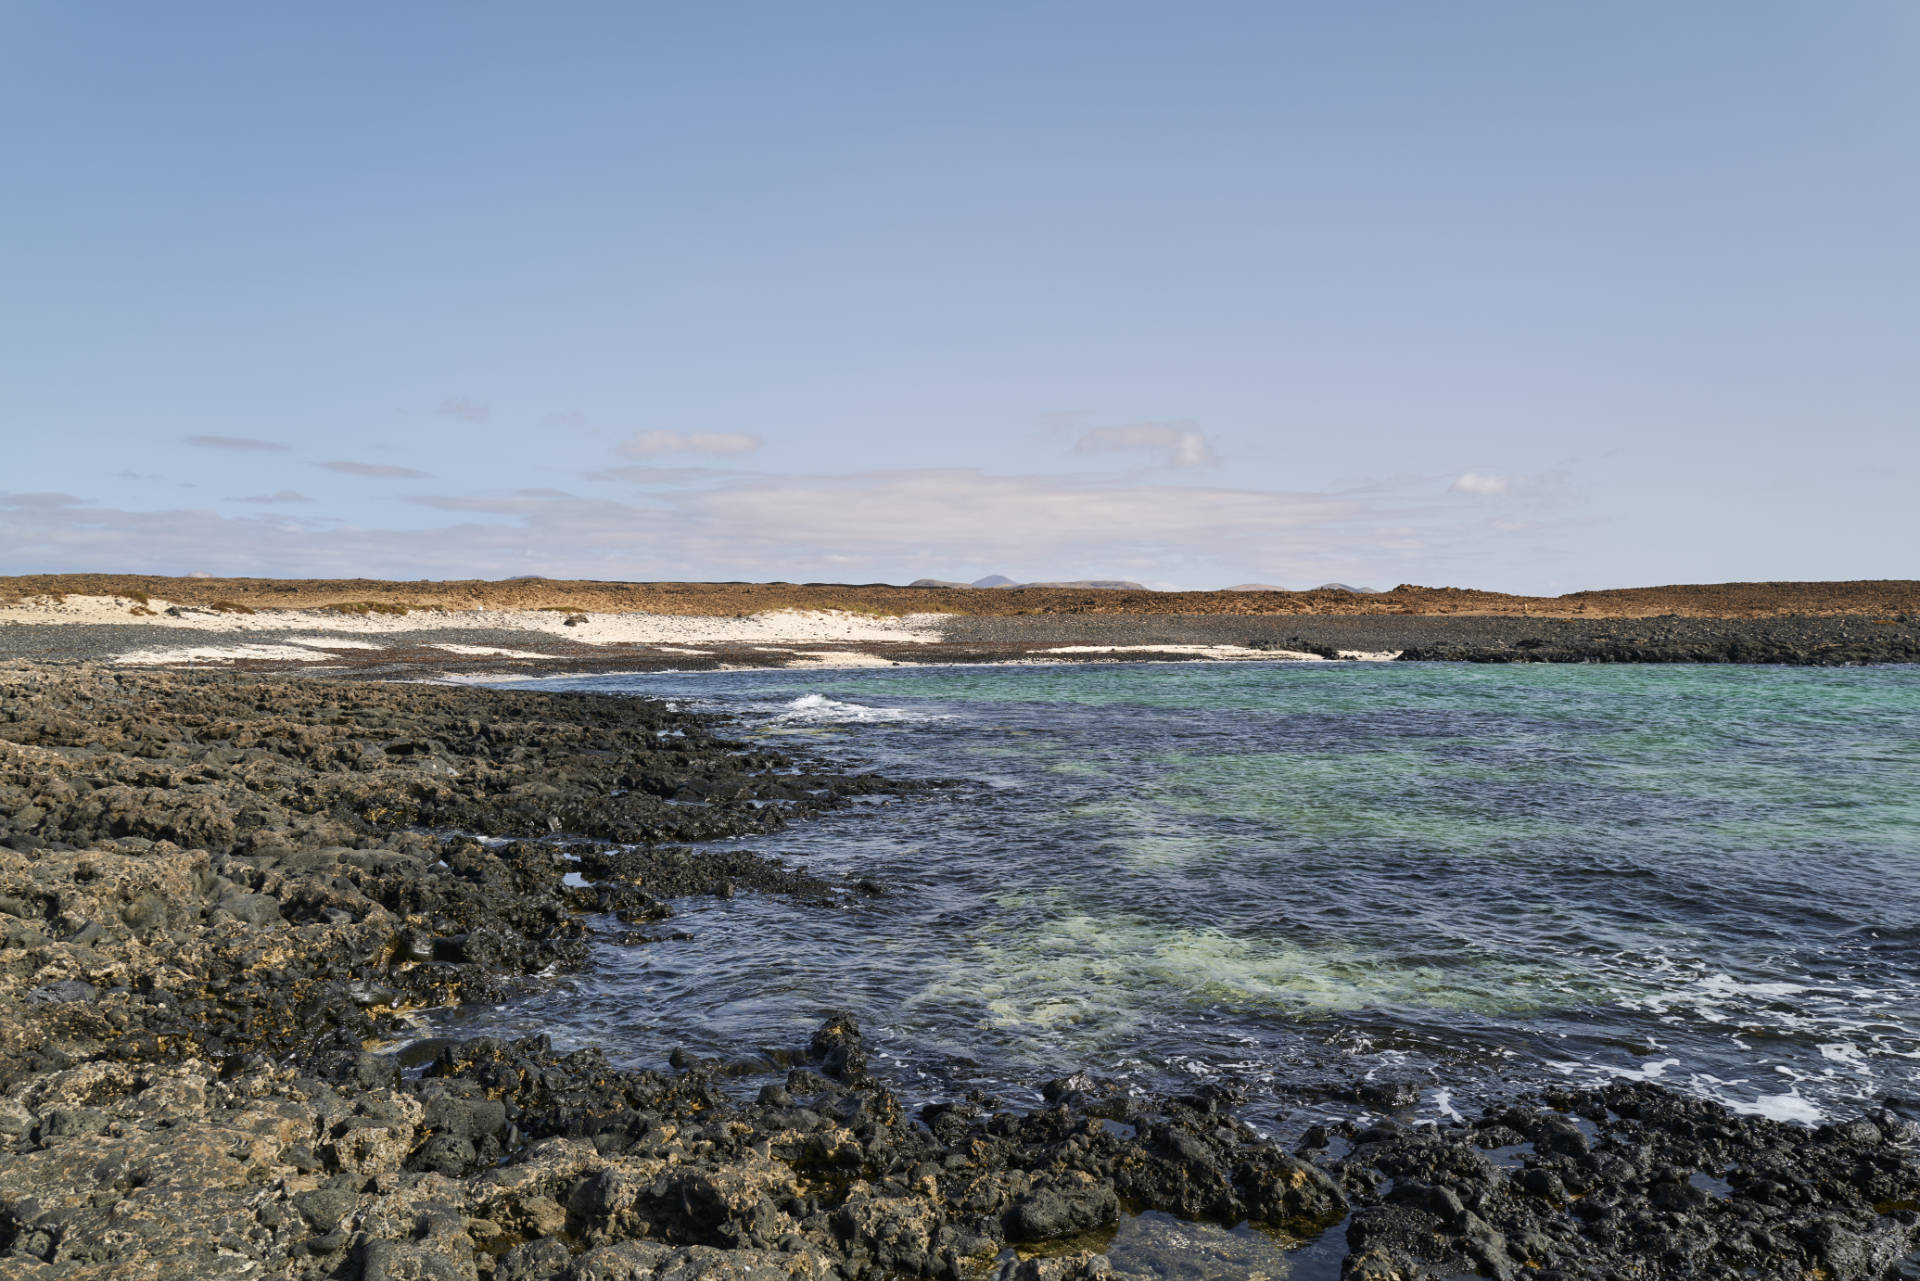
453,661,1920,1133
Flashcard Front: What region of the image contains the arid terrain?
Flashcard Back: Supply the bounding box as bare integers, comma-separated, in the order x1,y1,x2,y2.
6,574,1919,619
3,576,1916,675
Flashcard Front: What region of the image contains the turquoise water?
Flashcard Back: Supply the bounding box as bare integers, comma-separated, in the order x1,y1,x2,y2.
463,661,1920,1133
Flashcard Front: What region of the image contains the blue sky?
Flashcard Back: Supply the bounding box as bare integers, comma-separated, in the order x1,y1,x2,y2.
2,3,1914,592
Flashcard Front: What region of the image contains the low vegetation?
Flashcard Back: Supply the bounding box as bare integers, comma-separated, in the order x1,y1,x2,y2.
323,601,413,616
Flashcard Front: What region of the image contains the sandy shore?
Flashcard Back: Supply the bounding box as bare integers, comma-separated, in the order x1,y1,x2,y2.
0,595,950,671
4,591,1917,673
0,593,945,646
0,595,1354,672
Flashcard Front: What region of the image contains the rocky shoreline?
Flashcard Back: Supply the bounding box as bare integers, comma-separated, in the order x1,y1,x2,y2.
3,665,1919,1280
2,610,1916,677
937,613,1920,667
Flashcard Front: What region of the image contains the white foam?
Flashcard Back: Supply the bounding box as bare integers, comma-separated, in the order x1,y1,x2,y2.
1551,1058,1838,1126
1551,1056,1681,1085
1722,1091,1826,1125
772,694,937,725
1818,1042,1873,1074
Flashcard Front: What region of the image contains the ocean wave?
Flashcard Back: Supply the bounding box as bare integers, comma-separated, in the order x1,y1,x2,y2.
772,693,939,725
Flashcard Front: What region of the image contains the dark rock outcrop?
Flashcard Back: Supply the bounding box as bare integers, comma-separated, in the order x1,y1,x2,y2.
0,664,1915,1279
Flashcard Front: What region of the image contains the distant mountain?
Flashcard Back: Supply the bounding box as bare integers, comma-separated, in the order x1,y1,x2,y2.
908,578,971,588
1223,583,1288,591
1316,582,1380,593
970,575,1017,588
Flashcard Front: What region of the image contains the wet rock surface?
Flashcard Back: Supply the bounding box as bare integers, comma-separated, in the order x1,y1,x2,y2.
1,664,1917,1279
1318,1084,1920,1280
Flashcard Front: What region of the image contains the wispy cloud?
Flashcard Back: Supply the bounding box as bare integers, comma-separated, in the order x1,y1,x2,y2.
617,431,761,459
236,490,313,504
591,465,732,486
185,434,288,452
1074,422,1216,468
409,494,550,514
0,469,1436,580
319,461,432,479
0,465,1589,588
440,397,490,423
0,492,88,510
1450,472,1510,496
405,489,575,513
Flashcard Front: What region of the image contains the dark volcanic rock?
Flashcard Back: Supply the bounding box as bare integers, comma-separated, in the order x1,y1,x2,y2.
1388,615,1920,665
935,611,1920,667
1320,1084,1920,1280
0,663,1915,1279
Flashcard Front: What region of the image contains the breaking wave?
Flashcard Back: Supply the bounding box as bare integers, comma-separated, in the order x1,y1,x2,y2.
772,693,940,725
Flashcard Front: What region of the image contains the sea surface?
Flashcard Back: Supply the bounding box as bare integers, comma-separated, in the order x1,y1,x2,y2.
450,661,1920,1140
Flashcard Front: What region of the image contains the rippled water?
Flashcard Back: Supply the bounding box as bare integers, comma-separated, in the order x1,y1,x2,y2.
449,661,1920,1136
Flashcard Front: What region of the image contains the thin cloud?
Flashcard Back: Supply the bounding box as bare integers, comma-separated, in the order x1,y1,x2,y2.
237,490,314,504
440,398,490,423
591,465,731,486
185,434,288,452
407,489,572,513
319,461,432,479
0,491,88,509
1074,422,1216,468
409,494,556,514
0,466,1579,588
682,471,1372,565
1450,472,1511,496
617,430,761,459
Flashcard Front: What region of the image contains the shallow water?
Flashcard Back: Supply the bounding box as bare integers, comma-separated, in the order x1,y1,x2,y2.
448,661,1920,1138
